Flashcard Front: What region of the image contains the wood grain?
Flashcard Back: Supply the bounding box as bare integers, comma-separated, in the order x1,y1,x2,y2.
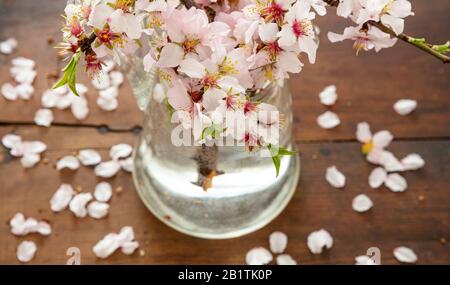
0,0,449,138
0,127,448,264
0,0,449,265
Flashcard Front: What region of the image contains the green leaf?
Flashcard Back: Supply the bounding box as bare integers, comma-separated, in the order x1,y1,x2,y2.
271,155,281,177
52,53,80,96
267,144,296,177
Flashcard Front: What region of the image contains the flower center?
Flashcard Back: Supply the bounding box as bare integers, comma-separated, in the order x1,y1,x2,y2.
189,90,203,103
243,101,258,114
201,75,218,89
182,39,200,53
362,141,374,154
292,19,313,38
266,41,282,60
261,3,285,24
353,36,369,55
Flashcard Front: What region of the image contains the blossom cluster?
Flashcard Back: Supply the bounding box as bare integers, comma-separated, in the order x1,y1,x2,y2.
328,0,414,53
57,0,415,157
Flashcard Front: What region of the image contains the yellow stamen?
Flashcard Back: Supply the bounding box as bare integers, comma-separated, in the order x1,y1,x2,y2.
362,141,374,155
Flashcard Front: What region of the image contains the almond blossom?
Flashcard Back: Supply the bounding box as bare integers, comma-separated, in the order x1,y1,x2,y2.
356,0,414,35
328,25,397,54
356,122,400,169
277,1,318,64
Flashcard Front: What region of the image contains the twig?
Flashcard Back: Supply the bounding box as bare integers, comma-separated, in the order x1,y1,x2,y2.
323,0,450,64
368,21,450,64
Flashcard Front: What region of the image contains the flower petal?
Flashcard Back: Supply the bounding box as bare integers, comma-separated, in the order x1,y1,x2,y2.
93,233,121,259
121,241,139,255
1,82,18,101
94,160,121,178
20,153,41,168
17,241,37,263
317,111,340,129
97,96,118,111
269,231,288,254
356,122,372,143
78,149,102,166
319,85,337,106
372,130,393,149
384,173,407,192
401,153,425,170
110,143,133,160
50,184,75,212
368,167,387,189
91,72,111,90
94,182,113,202
355,255,377,265
34,109,53,127
276,254,297,265
352,194,373,213
157,43,184,68
178,58,205,79
119,157,133,173
71,96,89,120
326,166,346,188
87,201,110,219
394,99,417,116
110,71,124,87
2,134,22,149
307,229,333,254
69,193,93,218
99,86,119,99
56,155,80,171
393,246,417,264
379,151,404,172
245,247,273,265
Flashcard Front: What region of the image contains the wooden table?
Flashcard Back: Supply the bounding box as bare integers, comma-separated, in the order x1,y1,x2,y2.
0,0,449,264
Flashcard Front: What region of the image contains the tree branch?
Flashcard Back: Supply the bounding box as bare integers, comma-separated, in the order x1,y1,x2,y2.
323,0,450,64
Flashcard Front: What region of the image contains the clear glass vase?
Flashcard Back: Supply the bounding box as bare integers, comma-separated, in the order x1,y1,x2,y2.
123,56,300,239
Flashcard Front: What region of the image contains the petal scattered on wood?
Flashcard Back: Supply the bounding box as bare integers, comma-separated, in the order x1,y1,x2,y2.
326,166,346,188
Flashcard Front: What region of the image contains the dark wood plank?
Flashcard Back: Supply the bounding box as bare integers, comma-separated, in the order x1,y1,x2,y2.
1,126,448,264
0,0,449,139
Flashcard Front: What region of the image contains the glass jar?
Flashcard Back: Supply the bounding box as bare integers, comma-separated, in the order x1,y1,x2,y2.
123,56,300,239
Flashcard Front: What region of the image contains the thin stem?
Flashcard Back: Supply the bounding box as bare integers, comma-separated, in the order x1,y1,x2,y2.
368,21,450,64
323,0,450,64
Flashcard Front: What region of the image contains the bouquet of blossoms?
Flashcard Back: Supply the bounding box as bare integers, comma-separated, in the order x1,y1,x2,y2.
55,0,449,175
